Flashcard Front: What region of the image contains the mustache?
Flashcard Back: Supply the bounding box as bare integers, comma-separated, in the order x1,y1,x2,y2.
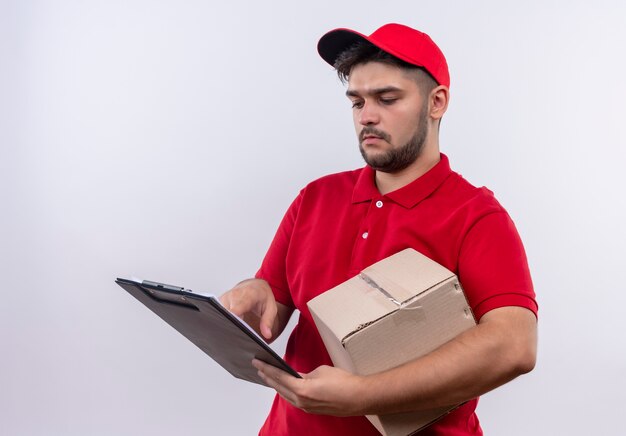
359,126,391,143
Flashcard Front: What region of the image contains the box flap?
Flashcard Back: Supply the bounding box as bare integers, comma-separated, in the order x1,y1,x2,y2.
307,249,456,342
307,275,399,342
361,249,454,304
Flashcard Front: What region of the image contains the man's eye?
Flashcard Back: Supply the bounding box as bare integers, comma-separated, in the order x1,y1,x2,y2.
380,98,397,105
351,101,364,109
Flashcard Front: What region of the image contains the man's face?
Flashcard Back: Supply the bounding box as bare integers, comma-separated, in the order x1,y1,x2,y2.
346,62,429,173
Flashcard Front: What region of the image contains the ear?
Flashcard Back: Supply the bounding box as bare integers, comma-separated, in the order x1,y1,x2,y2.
429,86,449,121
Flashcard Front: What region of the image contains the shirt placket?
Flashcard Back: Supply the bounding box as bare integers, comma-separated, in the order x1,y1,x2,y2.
349,196,390,274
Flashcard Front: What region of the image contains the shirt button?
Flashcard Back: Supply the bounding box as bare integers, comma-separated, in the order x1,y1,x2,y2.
362,232,369,239
376,200,383,208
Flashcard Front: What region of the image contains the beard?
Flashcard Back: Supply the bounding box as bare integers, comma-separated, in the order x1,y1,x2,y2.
358,108,428,174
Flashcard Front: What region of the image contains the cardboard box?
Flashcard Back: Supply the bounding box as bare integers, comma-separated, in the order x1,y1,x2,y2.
307,248,476,436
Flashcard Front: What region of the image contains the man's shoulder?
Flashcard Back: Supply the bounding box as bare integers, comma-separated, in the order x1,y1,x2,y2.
442,171,506,215
302,167,365,193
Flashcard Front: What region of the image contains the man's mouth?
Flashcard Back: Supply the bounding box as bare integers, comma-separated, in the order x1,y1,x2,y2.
360,127,390,143
361,133,386,146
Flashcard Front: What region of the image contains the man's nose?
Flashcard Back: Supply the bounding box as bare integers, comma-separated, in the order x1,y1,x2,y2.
358,102,380,126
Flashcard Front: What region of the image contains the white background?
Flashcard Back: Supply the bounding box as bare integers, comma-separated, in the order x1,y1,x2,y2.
2,1,625,435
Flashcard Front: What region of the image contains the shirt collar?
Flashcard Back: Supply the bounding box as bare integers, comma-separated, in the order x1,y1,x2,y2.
352,153,452,209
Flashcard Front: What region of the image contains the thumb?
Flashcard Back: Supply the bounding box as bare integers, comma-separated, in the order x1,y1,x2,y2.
259,300,278,340
218,294,231,310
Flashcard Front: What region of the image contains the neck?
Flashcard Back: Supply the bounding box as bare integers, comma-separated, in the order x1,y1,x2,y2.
375,146,441,195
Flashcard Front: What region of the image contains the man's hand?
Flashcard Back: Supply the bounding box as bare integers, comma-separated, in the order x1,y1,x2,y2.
252,306,536,417
252,359,366,416
220,278,293,341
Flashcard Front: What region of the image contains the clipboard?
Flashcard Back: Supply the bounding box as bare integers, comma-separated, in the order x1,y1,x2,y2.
115,277,300,386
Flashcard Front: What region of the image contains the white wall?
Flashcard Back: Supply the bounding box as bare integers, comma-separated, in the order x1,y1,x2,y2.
2,1,625,435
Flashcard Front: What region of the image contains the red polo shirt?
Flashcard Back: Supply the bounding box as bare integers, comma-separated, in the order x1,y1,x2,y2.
256,154,537,435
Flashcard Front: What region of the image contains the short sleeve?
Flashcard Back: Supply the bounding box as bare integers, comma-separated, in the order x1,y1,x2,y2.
255,192,303,308
458,211,538,321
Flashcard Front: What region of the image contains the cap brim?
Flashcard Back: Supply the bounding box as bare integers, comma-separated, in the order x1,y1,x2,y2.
317,28,371,67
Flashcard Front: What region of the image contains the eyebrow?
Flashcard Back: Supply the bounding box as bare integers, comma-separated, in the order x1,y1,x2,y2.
345,86,403,98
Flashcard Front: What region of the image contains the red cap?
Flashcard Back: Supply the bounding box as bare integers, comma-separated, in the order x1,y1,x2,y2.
317,23,450,88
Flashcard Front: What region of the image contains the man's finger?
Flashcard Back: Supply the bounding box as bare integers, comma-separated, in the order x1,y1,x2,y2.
259,300,277,339
253,359,299,403
218,294,229,309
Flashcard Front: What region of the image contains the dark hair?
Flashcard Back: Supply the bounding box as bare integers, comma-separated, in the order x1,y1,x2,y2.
334,41,438,94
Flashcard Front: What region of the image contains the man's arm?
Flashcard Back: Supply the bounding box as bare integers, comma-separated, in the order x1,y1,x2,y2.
220,278,294,343
252,305,537,416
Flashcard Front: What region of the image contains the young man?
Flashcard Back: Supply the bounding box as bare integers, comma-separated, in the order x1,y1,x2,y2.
221,23,538,435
